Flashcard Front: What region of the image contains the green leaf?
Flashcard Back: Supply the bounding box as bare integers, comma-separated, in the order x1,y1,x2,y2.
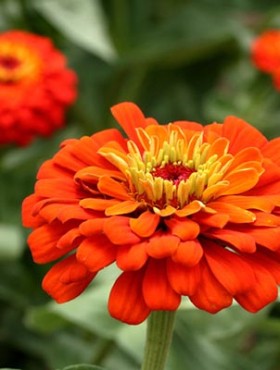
26,265,123,337
58,365,105,370
34,0,116,61
0,224,24,260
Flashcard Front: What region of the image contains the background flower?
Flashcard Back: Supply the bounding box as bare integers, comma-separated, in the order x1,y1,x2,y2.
0,30,77,146
22,102,280,326
251,29,280,91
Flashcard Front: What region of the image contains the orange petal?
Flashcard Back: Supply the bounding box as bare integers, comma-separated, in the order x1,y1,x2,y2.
22,194,44,228
218,195,275,213
35,178,83,199
111,102,152,146
39,202,92,223
218,168,261,196
164,217,200,240
37,159,72,179
174,121,203,131
142,259,181,310
206,137,229,159
235,261,278,312
103,216,141,245
262,137,280,166
175,200,204,217
97,176,131,200
171,240,203,267
222,116,267,154
204,240,256,295
153,205,176,217
225,147,263,173
251,160,280,194
108,270,151,324
79,218,105,236
76,235,116,272
146,233,180,258
244,226,280,251
207,201,256,223
167,260,201,295
206,228,256,253
75,166,126,183
129,211,160,237
252,250,280,284
27,223,75,263
57,228,82,249
190,259,232,313
253,212,280,227
80,198,120,211
192,212,229,229
105,200,140,216
116,242,148,271
71,131,126,169
42,255,96,303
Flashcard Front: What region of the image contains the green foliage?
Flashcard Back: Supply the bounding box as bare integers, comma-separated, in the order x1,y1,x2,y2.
0,0,280,369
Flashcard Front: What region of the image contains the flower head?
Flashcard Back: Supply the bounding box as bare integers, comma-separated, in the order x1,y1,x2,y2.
251,29,280,90
0,30,77,146
22,102,280,324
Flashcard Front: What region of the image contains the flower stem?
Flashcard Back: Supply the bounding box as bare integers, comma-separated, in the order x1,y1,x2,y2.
141,310,176,370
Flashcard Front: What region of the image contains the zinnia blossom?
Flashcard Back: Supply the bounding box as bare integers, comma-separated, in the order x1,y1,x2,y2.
0,30,77,146
251,29,280,90
22,102,280,324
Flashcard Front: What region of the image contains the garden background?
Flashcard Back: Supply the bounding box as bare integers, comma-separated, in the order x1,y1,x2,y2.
0,0,280,369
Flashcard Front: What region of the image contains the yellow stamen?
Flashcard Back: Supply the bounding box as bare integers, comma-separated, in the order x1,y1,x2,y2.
99,124,264,214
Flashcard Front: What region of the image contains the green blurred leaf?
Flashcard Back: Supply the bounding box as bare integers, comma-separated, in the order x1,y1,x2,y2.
34,0,117,61
26,266,123,337
0,224,23,261
58,365,106,370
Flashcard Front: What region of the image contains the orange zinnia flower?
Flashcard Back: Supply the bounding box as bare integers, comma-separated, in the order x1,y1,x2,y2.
22,102,280,324
251,29,280,90
0,30,77,146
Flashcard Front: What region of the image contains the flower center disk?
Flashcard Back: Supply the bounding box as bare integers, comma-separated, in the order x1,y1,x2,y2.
152,163,195,185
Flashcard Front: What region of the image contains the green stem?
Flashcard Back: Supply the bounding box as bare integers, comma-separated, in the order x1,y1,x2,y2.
141,310,176,370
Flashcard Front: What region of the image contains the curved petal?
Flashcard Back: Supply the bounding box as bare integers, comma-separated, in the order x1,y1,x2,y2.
165,217,200,240
79,218,105,236
97,176,131,200
206,201,256,223
42,255,96,303
171,239,203,267
142,259,181,310
105,200,140,216
27,223,75,263
111,102,152,146
108,270,150,324
204,240,256,295
76,235,116,272
146,233,180,259
262,137,280,165
235,261,278,312
103,216,141,245
22,194,44,228
167,260,201,295
116,242,148,271
222,116,267,154
190,259,232,313
129,211,160,237
206,228,256,253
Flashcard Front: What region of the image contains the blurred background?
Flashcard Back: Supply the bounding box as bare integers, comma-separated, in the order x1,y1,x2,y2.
0,0,280,369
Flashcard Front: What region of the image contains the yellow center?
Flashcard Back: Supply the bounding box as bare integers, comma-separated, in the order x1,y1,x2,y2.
125,127,233,208
0,41,41,83
99,124,264,215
